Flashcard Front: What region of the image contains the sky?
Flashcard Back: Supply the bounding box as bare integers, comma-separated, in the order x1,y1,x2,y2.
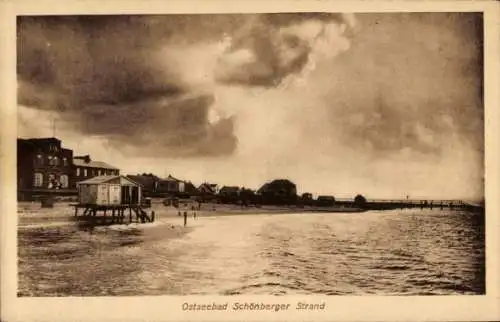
16,13,484,200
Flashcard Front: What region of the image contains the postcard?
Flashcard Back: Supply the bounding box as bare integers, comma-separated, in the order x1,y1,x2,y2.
1,0,499,321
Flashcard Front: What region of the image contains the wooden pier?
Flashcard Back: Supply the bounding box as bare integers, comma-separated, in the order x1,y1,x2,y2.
72,203,155,225
363,199,483,212
334,198,484,212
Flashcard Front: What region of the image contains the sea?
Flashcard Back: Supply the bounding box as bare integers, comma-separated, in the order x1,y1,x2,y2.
17,206,485,296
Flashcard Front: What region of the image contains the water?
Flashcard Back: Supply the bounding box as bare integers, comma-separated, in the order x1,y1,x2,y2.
18,207,485,296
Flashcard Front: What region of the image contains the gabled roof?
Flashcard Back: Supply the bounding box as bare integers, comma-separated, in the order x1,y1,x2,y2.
219,186,240,193
77,175,143,186
126,175,159,189
73,158,119,170
198,183,218,192
160,174,182,182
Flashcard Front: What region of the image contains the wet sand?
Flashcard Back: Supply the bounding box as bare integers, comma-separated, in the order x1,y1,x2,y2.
17,202,192,296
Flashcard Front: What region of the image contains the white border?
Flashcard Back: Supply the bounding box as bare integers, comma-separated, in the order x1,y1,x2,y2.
1,1,499,321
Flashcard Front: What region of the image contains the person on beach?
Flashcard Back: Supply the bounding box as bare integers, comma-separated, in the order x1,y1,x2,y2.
193,211,197,219
183,211,187,226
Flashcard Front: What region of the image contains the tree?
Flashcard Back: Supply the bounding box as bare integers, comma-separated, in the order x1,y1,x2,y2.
354,194,367,208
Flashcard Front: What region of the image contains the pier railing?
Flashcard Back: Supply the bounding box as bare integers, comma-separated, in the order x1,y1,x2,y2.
334,198,483,211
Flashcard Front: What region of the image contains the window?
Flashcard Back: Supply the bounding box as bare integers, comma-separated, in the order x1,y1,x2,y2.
48,174,55,189
53,156,59,166
83,168,87,177
35,154,43,166
59,174,69,188
76,167,80,176
62,157,68,166
47,156,53,165
33,173,43,187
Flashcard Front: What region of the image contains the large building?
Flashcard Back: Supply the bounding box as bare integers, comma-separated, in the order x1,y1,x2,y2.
17,137,75,199
73,155,119,187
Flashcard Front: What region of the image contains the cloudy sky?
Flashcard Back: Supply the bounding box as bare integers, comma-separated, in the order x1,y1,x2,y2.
17,13,484,200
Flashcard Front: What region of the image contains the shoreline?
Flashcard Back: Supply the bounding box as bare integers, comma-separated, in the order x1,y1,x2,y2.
190,207,367,218
17,212,193,297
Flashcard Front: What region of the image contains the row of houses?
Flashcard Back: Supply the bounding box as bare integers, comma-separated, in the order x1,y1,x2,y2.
123,174,299,205
17,137,337,206
126,174,310,206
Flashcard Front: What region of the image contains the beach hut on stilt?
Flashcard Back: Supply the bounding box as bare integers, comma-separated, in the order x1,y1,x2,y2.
73,175,154,224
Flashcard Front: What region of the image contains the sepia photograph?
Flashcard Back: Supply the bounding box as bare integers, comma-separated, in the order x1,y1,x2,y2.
2,0,499,321
15,10,486,296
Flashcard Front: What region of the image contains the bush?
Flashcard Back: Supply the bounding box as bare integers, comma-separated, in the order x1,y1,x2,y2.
354,194,367,207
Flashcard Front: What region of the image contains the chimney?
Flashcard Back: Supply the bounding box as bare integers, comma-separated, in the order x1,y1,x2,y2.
75,154,92,163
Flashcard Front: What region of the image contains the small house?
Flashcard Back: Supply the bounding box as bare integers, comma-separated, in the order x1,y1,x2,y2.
156,174,185,195
126,173,160,197
218,186,240,204
316,195,336,207
198,183,219,195
76,175,143,206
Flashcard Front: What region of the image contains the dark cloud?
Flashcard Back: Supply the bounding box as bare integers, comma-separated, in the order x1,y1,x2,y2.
17,12,484,170
17,15,240,156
